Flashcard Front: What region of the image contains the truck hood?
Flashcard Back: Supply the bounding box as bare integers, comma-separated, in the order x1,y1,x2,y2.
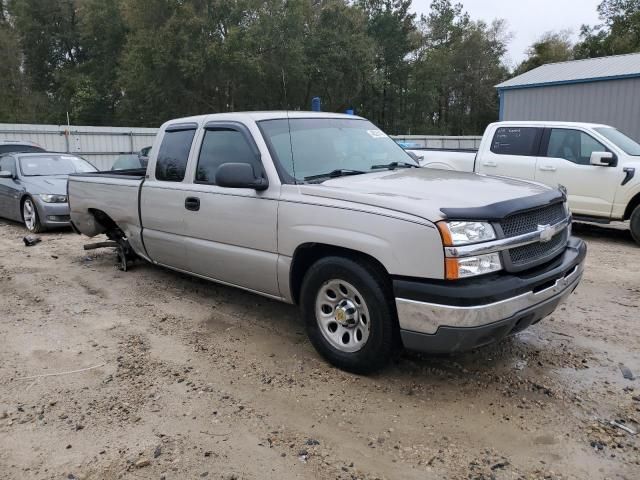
298,168,554,222
21,176,69,195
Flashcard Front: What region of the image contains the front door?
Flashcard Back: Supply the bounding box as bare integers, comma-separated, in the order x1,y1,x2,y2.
535,128,619,217
181,122,280,297
0,156,20,221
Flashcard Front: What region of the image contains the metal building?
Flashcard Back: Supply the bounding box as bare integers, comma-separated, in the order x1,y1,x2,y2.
0,123,158,170
496,53,640,140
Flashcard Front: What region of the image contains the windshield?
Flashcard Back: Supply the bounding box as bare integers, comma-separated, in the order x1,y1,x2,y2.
258,118,417,182
594,127,640,156
19,154,97,176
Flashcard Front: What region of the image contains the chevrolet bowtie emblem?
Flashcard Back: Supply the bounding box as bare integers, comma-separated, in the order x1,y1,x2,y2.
537,224,554,243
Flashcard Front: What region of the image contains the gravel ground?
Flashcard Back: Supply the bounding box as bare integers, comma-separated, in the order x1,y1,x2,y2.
0,219,638,480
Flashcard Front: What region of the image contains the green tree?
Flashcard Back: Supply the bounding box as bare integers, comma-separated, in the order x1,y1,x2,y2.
1,0,514,135
575,0,640,57
515,31,573,75
408,0,508,135
356,0,418,132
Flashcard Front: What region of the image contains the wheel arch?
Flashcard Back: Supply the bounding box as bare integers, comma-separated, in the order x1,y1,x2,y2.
85,208,127,239
624,191,640,220
19,193,39,221
289,243,391,305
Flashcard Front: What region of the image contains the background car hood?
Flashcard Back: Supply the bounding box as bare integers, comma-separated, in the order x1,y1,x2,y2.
298,168,553,222
21,176,68,195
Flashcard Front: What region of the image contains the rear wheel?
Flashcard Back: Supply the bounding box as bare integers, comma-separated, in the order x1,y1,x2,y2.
630,205,640,246
22,197,43,233
300,256,397,374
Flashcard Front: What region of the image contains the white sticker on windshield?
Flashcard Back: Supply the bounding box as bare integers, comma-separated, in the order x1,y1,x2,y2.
61,156,76,161
367,129,387,139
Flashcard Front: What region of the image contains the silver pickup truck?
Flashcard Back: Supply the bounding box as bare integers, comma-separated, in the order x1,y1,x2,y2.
68,112,587,373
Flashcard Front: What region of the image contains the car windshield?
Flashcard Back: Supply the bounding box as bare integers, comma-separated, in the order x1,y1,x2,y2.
258,118,417,182
594,127,640,156
19,154,97,176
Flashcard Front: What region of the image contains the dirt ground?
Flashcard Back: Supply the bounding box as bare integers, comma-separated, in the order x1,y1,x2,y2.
0,219,638,480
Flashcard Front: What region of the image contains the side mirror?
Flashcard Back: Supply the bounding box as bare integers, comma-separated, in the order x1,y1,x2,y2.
406,151,424,164
590,151,616,166
215,163,268,191
0,170,13,179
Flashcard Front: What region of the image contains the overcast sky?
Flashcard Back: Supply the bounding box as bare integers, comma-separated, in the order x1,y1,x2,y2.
411,0,603,66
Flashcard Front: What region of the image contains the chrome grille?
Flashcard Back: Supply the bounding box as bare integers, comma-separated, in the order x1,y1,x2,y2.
508,229,568,267
500,202,566,238
499,202,569,271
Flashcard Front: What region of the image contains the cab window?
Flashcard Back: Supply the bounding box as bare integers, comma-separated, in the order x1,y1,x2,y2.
490,127,541,156
155,127,196,182
195,129,262,185
546,129,606,165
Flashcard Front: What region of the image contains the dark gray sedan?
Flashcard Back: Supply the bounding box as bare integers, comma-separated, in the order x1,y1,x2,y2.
0,152,97,232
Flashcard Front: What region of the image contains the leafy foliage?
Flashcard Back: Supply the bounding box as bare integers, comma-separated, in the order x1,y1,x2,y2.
575,0,640,58
0,0,507,134
514,31,574,75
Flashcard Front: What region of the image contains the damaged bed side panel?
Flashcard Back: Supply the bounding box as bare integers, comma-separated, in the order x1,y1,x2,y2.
68,174,147,259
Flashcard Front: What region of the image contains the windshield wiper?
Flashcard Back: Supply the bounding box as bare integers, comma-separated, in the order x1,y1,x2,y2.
371,162,419,171
304,169,366,181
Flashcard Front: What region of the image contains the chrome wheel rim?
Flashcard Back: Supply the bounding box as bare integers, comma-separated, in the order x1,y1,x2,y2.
23,199,36,231
315,279,370,353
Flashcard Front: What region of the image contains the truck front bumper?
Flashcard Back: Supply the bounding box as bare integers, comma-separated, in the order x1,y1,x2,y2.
394,237,586,354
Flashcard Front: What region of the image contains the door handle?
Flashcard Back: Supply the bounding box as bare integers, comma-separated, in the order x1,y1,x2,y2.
482,161,497,167
539,165,557,172
184,197,200,211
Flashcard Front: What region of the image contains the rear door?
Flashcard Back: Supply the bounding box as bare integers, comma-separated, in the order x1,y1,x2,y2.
140,123,198,270
535,128,619,217
180,121,280,296
476,126,543,180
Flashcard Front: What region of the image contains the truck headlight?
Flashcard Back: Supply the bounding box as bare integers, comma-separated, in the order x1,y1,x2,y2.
445,253,502,280
39,194,67,203
438,221,496,246
438,221,502,279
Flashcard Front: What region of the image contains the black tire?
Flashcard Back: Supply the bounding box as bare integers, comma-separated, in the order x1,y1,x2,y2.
300,256,398,374
22,196,44,233
631,205,640,246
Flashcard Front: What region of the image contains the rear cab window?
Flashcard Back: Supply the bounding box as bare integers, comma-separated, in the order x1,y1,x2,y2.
490,127,542,156
155,124,197,181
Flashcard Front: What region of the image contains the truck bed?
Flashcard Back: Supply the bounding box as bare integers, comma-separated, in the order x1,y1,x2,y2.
68,171,146,256
407,149,476,172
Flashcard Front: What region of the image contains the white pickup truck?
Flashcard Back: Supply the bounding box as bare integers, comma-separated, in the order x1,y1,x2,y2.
68,112,586,373
409,121,640,244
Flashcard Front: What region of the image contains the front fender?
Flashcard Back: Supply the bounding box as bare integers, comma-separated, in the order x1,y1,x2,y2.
278,201,444,280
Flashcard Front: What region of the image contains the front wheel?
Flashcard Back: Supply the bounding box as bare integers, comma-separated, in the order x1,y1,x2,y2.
300,256,398,374
630,205,640,246
22,197,44,233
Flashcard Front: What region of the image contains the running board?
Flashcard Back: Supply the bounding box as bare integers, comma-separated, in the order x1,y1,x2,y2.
572,215,611,225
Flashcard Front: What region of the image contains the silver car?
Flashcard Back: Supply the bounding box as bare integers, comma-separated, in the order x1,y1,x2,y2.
0,152,97,232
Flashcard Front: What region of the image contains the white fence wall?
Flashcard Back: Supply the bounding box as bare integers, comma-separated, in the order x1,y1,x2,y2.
390,135,482,150
0,123,158,171
0,123,481,171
